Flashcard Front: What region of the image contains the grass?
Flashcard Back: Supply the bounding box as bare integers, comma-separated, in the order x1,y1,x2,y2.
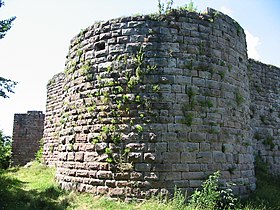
0,161,279,210
244,164,280,209
0,162,68,210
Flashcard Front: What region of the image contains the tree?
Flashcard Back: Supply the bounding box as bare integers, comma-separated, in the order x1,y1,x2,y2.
0,0,16,168
0,0,17,98
0,77,17,98
0,0,16,39
0,130,12,169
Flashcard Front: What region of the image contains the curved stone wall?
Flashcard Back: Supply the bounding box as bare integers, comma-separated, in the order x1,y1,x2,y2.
249,59,280,175
43,72,65,166
44,8,257,198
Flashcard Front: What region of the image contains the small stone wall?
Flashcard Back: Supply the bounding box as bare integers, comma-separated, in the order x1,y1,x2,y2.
12,111,45,166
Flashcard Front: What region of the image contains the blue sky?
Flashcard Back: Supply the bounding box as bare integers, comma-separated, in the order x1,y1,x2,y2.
0,0,279,135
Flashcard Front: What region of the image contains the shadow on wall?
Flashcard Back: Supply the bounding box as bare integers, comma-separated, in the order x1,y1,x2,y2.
41,7,280,199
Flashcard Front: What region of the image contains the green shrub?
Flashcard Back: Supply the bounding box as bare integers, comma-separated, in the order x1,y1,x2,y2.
35,139,44,163
189,171,237,209
169,187,186,210
0,130,12,169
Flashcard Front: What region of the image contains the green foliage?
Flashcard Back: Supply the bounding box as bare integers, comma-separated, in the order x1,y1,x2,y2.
105,147,114,163
254,154,269,177
253,132,262,141
105,147,112,155
199,99,213,109
186,87,195,98
220,61,226,67
189,171,237,210
0,0,16,40
0,130,12,169
0,1,17,98
152,84,160,92
157,0,198,15
235,90,244,106
157,0,174,15
35,139,44,163
178,0,198,12
185,59,193,70
100,125,121,144
219,70,226,79
184,112,193,126
135,124,144,133
133,47,147,80
206,99,213,108
169,187,186,210
0,76,17,99
80,61,92,80
127,76,139,89
0,162,69,210
0,164,280,209
262,134,275,149
135,95,141,103
86,104,96,113
91,138,99,144
245,155,280,208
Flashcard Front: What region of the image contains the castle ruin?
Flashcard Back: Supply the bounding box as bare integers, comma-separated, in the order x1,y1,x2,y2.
12,111,45,166
42,8,280,199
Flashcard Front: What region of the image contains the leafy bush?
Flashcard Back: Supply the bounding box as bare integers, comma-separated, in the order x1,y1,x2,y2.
169,187,186,210
35,139,44,163
0,130,12,169
189,171,237,209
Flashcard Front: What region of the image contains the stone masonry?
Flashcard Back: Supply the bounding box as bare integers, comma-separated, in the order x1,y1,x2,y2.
249,60,280,175
12,111,45,166
42,8,280,199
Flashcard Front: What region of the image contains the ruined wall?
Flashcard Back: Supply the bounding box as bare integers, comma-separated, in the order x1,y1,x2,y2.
249,59,280,174
12,111,45,166
43,8,258,199
43,72,65,166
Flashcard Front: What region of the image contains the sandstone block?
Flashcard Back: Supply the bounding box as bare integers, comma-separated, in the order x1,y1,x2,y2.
163,152,180,163
75,152,84,162
181,152,196,163
97,170,113,179
213,151,226,163
97,186,109,195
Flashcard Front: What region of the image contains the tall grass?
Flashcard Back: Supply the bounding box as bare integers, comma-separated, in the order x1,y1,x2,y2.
0,162,68,210
0,161,279,210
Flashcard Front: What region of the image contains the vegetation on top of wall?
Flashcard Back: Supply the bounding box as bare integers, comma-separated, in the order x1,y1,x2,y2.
157,0,198,15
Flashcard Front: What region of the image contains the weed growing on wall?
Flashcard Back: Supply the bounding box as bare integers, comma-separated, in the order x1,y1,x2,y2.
178,0,198,12
235,89,244,106
69,46,159,170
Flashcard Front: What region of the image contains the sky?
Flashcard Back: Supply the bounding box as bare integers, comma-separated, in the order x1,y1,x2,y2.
0,0,280,136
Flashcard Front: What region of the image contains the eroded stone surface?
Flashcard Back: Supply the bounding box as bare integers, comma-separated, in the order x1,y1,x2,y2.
42,8,280,199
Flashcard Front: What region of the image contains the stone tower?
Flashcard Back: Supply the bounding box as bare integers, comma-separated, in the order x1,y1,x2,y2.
12,111,45,166
43,8,280,199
